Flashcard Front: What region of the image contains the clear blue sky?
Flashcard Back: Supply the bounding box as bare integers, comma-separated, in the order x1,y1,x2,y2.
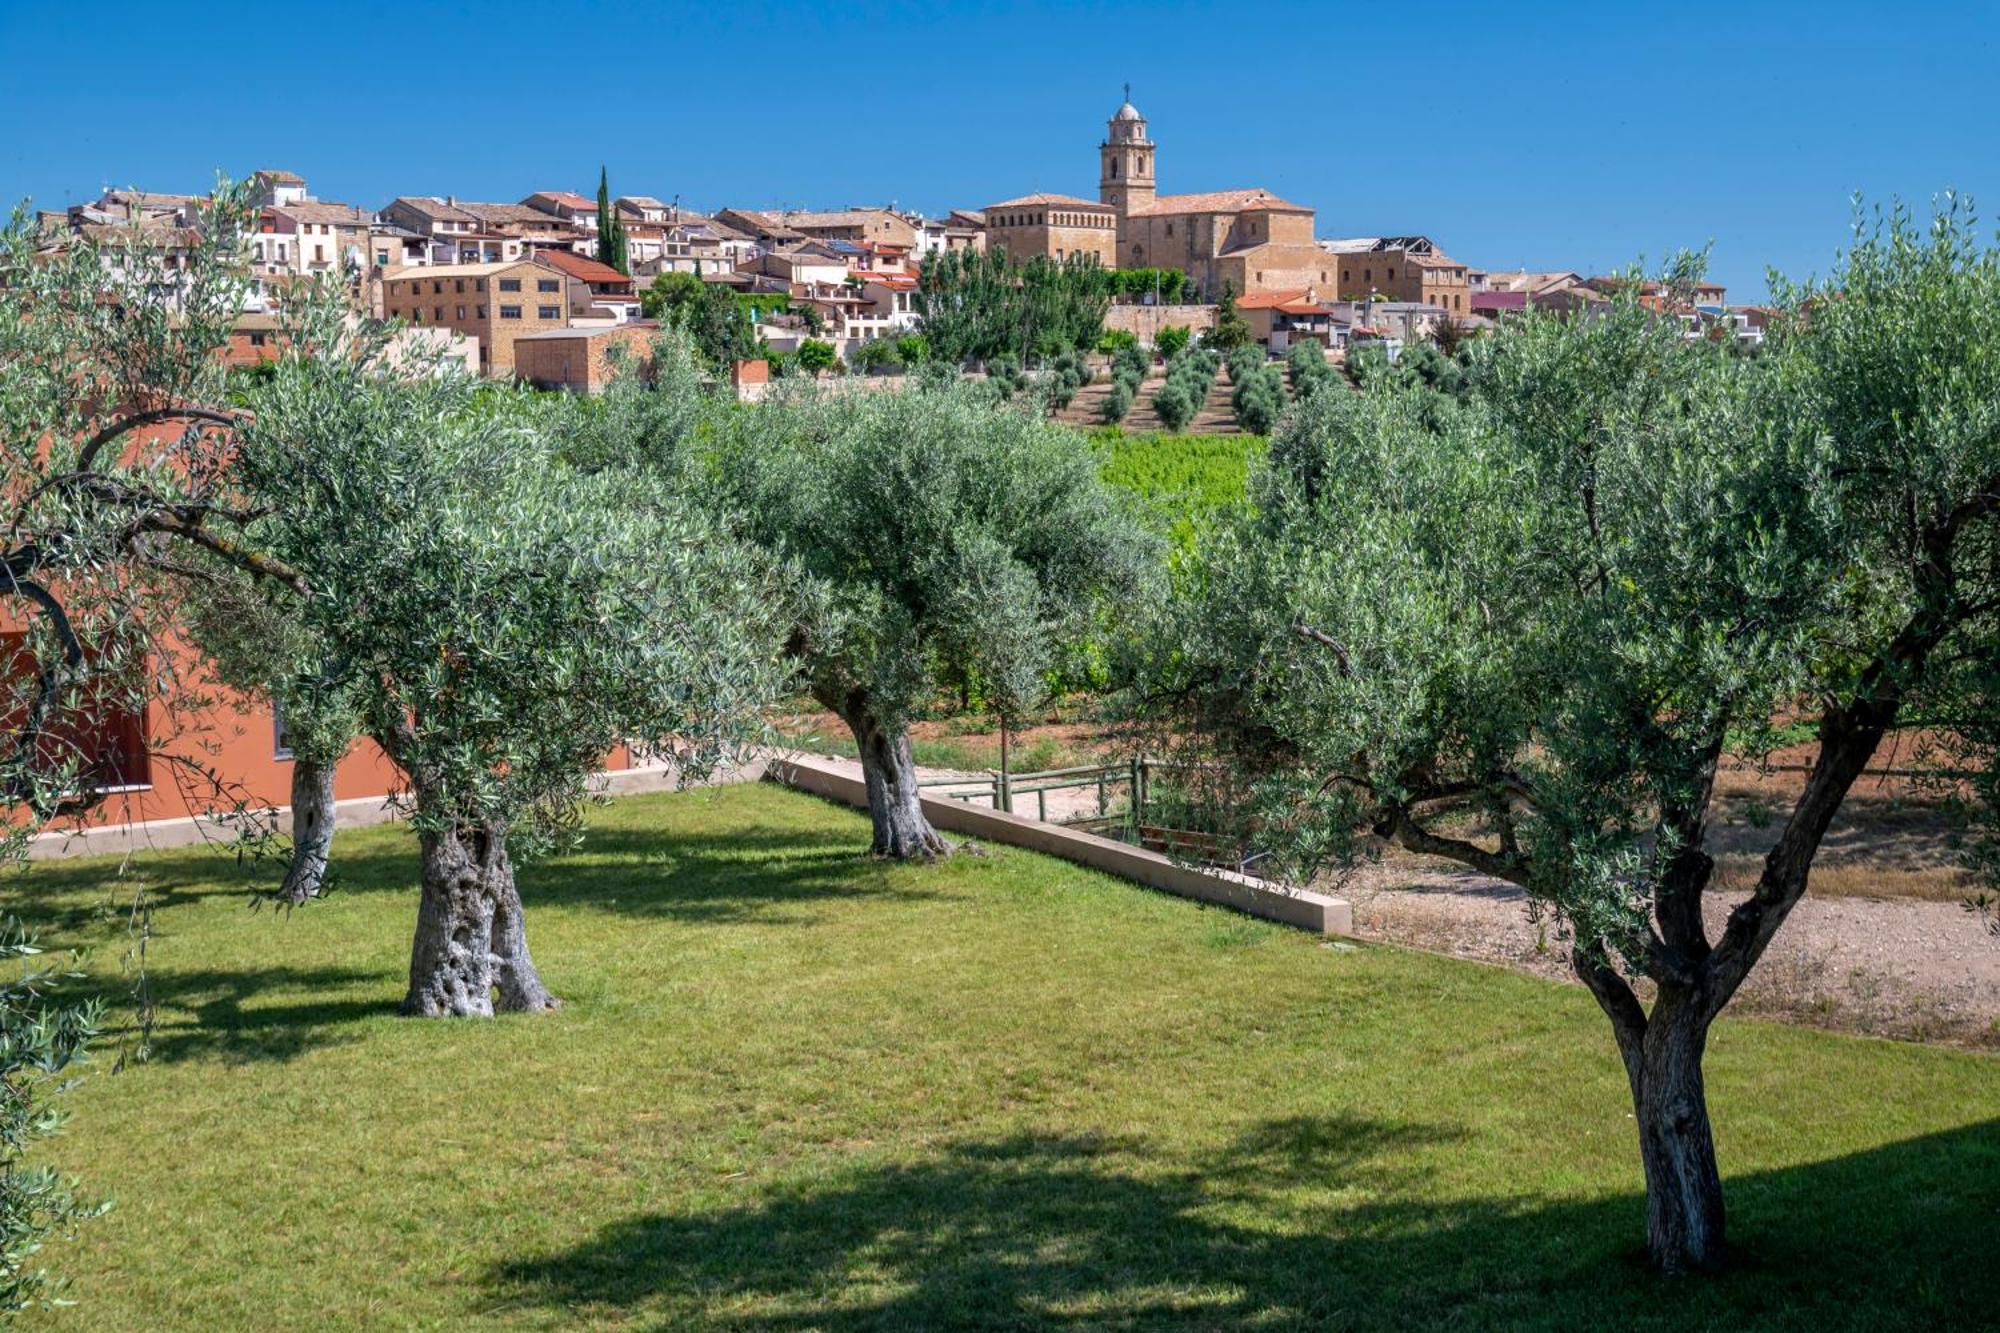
4,0,1995,299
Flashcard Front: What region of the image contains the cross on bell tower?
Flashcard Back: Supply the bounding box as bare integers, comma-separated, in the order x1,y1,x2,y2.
1100,85,1155,219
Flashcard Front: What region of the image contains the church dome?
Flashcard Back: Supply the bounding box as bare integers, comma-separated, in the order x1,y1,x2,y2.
1112,100,1143,123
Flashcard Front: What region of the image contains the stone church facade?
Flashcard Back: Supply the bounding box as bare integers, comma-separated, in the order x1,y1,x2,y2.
979,94,1335,299
1099,95,1334,299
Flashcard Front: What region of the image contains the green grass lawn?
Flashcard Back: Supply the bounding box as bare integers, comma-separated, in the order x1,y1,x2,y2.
11,783,1999,1330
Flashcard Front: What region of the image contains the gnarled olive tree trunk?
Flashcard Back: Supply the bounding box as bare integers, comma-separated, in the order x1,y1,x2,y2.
840,707,947,860
1585,971,1728,1274
278,756,336,905
401,817,558,1018
1572,694,1905,1274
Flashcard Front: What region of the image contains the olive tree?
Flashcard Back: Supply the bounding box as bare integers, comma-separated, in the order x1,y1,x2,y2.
233,307,783,1015
1135,205,2000,1273
1,182,296,1305
721,382,1153,858
183,570,358,903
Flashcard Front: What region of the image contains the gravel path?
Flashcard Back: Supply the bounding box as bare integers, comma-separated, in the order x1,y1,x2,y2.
1340,856,2000,1047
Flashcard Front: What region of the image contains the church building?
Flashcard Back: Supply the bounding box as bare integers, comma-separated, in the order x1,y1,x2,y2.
978,93,1334,300
1099,92,1334,300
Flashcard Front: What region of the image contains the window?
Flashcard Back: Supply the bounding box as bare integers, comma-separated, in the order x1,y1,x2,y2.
477,305,486,319
1165,222,1174,238
1388,268,1396,281
500,278,522,292
273,701,293,761
537,279,559,292
455,279,465,293
456,305,466,320
476,279,486,291
537,305,560,319
433,307,443,320
499,305,522,319
247,331,267,347
432,280,443,294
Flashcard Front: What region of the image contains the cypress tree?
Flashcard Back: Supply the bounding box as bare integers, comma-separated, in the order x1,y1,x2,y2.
595,166,629,274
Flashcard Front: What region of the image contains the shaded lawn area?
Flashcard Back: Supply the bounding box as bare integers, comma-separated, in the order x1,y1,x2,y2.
10,782,2000,1330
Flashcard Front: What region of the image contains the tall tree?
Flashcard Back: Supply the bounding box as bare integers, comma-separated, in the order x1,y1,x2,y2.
1133,206,2000,1273
719,381,1153,857
232,304,783,1015
914,249,1112,367
1,180,297,1306
1204,283,1250,350
595,166,628,275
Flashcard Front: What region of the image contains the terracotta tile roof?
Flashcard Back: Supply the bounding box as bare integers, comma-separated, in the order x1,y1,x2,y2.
274,201,373,226
535,248,630,285
525,191,595,212
459,201,562,226
775,208,904,228
1134,189,1310,217
983,192,1112,211
381,260,554,281
255,169,305,185
1234,289,1311,309
1485,270,1582,295
389,196,482,224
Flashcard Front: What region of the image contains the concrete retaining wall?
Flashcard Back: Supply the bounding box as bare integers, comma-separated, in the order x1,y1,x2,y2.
765,754,1351,935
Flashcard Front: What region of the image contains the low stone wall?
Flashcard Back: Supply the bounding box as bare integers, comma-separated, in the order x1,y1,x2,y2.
1104,303,1216,345
765,754,1352,935
23,759,768,862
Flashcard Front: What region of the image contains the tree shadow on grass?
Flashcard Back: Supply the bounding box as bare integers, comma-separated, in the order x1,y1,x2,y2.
320,823,946,927
78,963,392,1067
488,1114,2000,1331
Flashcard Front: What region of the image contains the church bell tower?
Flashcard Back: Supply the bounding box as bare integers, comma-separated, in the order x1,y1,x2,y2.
1099,85,1155,218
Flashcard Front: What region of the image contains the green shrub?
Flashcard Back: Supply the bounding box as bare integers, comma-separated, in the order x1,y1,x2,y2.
1155,325,1191,361
796,339,837,376
1226,345,1266,388
1101,382,1134,424
1286,340,1336,398
852,339,903,373
1153,382,1195,432
1237,383,1281,435
1097,329,1138,355
1112,341,1150,383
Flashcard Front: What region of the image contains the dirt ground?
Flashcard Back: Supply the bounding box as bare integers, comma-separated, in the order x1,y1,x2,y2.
1342,856,2000,1048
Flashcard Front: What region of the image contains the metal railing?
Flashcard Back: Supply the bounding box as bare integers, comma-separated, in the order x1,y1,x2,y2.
916,757,1154,825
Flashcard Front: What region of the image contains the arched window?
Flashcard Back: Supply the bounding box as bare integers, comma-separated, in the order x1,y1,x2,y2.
1110,159,1119,178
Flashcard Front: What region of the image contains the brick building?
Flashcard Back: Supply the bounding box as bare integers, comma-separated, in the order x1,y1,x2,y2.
1321,237,1473,315
381,259,573,375
980,193,1119,265
514,322,658,392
